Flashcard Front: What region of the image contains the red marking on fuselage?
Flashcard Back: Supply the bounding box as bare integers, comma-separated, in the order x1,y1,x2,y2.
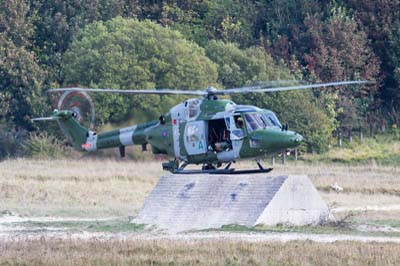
81,143,92,149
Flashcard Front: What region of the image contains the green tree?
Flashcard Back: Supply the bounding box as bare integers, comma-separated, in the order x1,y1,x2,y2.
206,40,289,87
301,6,380,134
28,0,145,83
342,0,400,112
0,0,45,129
203,0,263,46
62,17,218,124
158,1,211,46
388,21,400,110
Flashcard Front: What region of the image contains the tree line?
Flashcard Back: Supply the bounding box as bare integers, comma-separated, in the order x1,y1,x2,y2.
0,0,399,157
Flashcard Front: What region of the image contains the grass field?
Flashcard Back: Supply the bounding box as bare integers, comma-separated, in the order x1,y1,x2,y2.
303,134,400,165
1,158,400,265
2,158,399,215
0,159,161,217
1,238,400,266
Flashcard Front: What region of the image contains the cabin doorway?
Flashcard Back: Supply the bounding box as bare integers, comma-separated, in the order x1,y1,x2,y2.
207,119,232,152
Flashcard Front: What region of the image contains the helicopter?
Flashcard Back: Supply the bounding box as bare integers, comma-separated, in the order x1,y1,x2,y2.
33,80,371,174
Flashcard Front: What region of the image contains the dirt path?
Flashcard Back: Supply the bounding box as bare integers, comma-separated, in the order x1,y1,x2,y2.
1,230,400,243
1,214,400,244
332,204,400,212
2,210,400,244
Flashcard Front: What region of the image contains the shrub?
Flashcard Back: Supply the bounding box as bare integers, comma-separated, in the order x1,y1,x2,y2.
0,127,28,159
22,132,72,159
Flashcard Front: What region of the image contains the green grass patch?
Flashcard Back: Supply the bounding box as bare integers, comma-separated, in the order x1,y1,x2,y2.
19,219,145,233
364,219,400,228
216,223,354,235
88,220,145,232
303,134,400,165
202,222,400,238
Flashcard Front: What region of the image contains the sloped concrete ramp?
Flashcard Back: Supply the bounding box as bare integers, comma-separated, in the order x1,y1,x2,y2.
133,174,330,232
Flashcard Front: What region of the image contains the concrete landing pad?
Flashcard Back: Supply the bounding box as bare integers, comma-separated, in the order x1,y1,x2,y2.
133,174,330,232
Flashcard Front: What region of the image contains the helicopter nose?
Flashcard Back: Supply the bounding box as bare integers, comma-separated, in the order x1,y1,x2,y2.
291,133,303,144
284,131,303,148
252,129,303,150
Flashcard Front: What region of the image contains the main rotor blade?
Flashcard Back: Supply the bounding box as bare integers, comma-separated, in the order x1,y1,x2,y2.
49,87,207,96
49,80,374,97
247,80,304,86
215,80,374,95
31,117,56,121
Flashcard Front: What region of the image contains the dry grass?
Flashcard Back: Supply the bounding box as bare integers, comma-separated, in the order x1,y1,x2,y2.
1,159,400,217
1,159,400,265
0,158,162,217
264,161,400,195
0,238,399,266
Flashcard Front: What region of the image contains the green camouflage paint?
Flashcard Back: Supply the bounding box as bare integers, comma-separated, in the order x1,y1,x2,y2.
51,98,303,170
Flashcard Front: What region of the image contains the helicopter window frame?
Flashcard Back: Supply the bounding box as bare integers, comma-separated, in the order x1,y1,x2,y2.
230,115,245,140
261,111,282,128
186,123,201,142
187,99,201,119
244,113,267,133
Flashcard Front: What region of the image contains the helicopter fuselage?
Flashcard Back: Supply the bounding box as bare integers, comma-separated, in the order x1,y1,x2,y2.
77,98,303,168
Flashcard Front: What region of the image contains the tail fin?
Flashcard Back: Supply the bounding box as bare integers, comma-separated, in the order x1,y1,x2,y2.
56,111,89,151
33,110,89,151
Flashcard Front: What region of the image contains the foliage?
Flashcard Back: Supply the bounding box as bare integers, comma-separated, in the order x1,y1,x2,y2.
22,132,72,159
388,21,400,109
28,0,141,81
62,17,217,124
206,40,289,87
0,126,27,159
301,8,380,130
1,0,400,158
342,0,400,111
0,0,46,129
304,134,400,164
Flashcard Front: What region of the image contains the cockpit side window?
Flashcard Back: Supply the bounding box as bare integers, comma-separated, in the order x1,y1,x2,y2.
234,115,244,129
231,115,245,140
188,99,200,119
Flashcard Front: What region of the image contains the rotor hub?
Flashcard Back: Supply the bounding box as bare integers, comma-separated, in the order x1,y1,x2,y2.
206,86,218,100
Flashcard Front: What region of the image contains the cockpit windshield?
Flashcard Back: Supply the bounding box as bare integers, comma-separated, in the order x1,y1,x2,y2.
244,113,267,132
262,110,282,128
243,111,282,132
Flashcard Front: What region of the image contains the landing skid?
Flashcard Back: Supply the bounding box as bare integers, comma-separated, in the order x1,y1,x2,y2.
170,160,273,175
172,167,273,175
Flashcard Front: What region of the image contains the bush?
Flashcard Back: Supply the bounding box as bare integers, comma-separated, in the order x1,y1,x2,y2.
22,132,72,159
0,128,27,159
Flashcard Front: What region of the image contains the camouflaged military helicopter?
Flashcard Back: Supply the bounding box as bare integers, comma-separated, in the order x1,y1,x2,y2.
33,80,370,174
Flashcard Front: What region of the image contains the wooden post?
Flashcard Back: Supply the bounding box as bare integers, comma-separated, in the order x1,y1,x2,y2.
381,119,386,133
338,131,342,147
360,128,364,141
281,151,286,165
295,148,298,161
348,128,353,143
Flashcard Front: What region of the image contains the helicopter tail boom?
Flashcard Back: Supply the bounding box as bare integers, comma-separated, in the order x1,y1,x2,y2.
33,109,155,155
93,121,155,152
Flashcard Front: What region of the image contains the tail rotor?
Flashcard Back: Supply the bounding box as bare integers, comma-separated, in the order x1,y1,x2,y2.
56,91,96,129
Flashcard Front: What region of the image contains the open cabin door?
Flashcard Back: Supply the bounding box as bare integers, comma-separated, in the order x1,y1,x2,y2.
228,115,245,141
183,121,207,155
